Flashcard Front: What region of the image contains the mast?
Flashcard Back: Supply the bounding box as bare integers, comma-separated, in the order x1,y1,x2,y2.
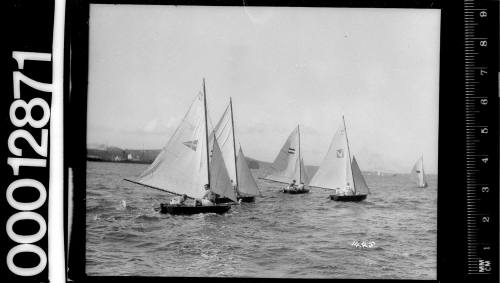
203,78,211,185
421,154,426,185
343,116,356,194
298,125,302,184
229,97,239,193
421,155,424,174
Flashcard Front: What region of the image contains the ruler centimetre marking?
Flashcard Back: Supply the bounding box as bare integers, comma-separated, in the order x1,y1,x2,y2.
463,0,496,277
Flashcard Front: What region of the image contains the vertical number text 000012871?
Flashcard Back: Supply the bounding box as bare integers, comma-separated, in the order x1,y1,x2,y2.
6,51,53,276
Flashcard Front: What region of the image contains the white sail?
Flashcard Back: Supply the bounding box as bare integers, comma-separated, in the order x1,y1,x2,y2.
263,126,303,184
309,122,355,191
352,156,370,195
136,92,208,199
210,137,238,202
300,157,310,185
411,155,427,188
237,147,260,196
210,104,237,185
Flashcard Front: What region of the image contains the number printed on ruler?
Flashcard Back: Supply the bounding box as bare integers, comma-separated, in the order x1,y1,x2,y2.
6,51,52,276
464,0,495,276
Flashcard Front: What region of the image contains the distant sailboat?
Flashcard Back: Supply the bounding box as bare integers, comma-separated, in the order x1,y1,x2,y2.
209,98,261,203
262,125,310,194
309,116,370,202
411,155,428,188
125,79,236,215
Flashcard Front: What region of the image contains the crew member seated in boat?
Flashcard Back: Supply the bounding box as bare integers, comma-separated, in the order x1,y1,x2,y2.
199,184,215,206
285,180,297,192
297,182,305,191
169,194,188,206
340,183,354,196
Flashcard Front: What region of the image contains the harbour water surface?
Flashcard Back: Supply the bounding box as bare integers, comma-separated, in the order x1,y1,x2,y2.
86,161,436,279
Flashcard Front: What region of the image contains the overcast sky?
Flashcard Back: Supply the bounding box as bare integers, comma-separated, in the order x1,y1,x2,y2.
87,5,440,173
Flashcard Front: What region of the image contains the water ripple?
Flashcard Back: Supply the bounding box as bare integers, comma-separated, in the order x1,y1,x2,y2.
86,161,436,279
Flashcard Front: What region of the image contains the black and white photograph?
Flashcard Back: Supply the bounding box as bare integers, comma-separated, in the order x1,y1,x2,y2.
85,4,440,279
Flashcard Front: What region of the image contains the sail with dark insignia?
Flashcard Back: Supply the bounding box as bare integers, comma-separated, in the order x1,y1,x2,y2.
263,126,304,184
310,117,369,196
135,92,208,199
309,123,352,191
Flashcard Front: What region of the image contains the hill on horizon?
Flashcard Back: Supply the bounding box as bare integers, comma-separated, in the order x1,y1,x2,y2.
87,144,419,175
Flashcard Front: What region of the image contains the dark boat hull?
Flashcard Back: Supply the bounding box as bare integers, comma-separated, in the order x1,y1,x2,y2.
330,194,367,202
214,196,256,204
214,197,237,204
160,203,231,215
238,196,255,202
283,188,310,194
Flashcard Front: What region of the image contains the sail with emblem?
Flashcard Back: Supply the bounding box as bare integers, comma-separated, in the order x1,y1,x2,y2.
237,147,261,196
133,92,209,199
310,117,369,196
309,122,352,190
130,81,238,203
411,155,428,188
263,125,307,184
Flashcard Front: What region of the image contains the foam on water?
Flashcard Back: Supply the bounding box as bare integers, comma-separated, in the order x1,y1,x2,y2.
86,161,437,279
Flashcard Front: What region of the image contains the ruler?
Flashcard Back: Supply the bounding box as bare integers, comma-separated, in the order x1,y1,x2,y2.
463,0,498,278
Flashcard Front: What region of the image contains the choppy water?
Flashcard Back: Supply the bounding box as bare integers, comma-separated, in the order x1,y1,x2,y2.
86,161,436,279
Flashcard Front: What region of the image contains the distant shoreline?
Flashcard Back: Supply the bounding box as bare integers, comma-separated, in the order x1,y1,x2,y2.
87,158,151,165
86,147,434,176
86,147,261,169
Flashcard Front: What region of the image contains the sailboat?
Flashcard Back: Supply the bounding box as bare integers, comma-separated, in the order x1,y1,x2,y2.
262,125,310,194
209,98,261,203
411,155,428,188
309,116,370,202
125,79,237,215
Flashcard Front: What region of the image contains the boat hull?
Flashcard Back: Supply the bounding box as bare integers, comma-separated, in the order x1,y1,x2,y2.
215,196,256,204
160,203,231,215
214,197,231,204
330,194,367,202
283,188,310,194
238,196,255,202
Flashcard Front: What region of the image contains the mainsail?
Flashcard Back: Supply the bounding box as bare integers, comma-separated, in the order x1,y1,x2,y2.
411,155,427,188
237,147,261,196
309,117,369,196
132,80,238,202
263,126,306,184
210,103,237,185
210,137,238,202
210,98,260,197
309,123,353,191
135,92,208,199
